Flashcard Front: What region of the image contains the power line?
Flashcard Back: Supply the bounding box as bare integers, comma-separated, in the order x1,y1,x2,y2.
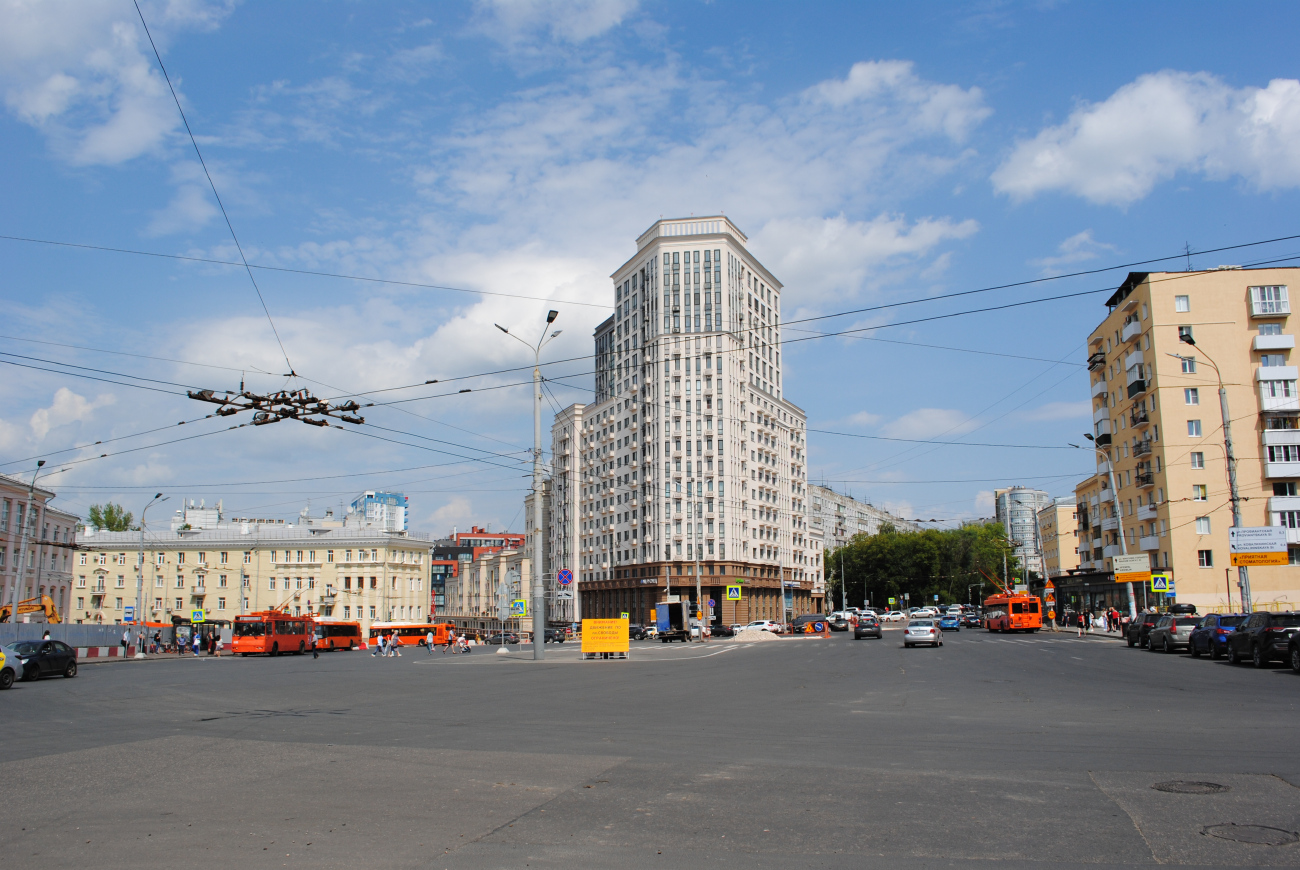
0,334,277,376
0,234,611,311
0,416,215,470
132,0,295,377
808,428,1080,450
0,357,187,397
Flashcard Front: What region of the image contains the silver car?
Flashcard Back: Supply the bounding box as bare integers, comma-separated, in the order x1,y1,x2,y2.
904,619,942,648
1147,614,1200,653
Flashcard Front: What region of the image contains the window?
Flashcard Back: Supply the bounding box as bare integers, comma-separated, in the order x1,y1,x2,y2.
243,551,251,564
1263,380,1296,398
1175,295,1190,312
1261,354,1287,367
1198,549,1213,567
1275,482,1299,496
1278,511,1300,528
1268,445,1300,462
218,574,227,587
1260,322,1283,336
1193,484,1208,501
1190,452,1205,469
1178,326,1193,342
1187,420,1202,437
1252,285,1289,315
1195,516,1211,535
175,597,183,609
1184,388,1199,405
327,550,334,563
1181,356,1196,373
217,597,226,610
269,578,277,590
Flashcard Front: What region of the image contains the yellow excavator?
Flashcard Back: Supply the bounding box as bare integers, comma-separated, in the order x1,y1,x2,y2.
0,595,62,623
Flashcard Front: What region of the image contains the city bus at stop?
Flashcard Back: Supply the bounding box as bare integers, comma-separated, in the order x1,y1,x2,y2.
312,620,361,651
368,622,456,649
982,594,1042,633
232,611,313,655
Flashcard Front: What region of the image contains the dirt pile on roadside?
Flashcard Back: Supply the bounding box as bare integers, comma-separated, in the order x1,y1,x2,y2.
733,629,782,642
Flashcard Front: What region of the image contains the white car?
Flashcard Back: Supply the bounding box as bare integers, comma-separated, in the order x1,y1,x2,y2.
744,620,783,633
904,619,942,648
881,611,907,623
912,607,939,618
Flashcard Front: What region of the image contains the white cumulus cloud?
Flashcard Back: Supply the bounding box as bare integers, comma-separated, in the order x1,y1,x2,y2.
472,0,638,46
881,408,976,440
29,388,116,439
992,71,1300,205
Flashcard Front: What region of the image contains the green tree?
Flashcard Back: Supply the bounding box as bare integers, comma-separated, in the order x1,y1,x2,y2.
88,503,134,531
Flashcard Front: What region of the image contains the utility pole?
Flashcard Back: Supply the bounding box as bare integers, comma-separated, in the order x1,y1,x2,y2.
496,310,562,660
1173,337,1252,612
134,493,166,657
7,461,44,626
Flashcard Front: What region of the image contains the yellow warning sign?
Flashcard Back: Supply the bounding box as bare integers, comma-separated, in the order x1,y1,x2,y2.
581,619,630,654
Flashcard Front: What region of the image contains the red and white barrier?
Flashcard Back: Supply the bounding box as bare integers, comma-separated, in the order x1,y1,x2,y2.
76,645,135,658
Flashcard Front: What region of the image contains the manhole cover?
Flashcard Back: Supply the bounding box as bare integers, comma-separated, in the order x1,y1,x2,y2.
1203,823,1300,846
1152,780,1231,795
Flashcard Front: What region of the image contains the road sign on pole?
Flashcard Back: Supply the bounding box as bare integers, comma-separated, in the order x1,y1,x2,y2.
191,609,205,623
557,568,574,586
124,605,135,622
1229,526,1289,566
725,585,742,600
1112,554,1152,585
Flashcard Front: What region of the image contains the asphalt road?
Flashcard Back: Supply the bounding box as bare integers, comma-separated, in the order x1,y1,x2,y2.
3,626,1299,869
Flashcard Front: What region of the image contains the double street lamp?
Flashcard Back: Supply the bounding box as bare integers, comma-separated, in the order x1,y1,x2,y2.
495,311,562,661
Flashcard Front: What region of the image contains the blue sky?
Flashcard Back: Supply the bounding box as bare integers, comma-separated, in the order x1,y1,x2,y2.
3,0,1300,533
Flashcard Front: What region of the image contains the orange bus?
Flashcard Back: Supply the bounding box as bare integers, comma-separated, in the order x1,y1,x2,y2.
983,595,1042,633
313,620,361,651
232,611,313,656
368,622,456,649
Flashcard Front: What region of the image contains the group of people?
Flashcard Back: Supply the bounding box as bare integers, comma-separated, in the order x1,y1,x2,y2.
371,630,405,657
1067,606,1126,637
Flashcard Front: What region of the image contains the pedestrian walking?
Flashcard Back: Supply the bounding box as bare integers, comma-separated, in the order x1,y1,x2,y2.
192,631,201,657
311,632,318,659
120,628,128,654
372,633,385,657
1076,610,1086,638
426,629,435,655
388,631,401,657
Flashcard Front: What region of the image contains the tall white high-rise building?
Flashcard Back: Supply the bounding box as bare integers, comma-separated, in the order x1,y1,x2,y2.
557,216,813,628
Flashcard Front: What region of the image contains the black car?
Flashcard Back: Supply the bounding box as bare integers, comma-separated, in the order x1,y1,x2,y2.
628,623,651,640
4,640,78,681
543,628,567,643
962,613,982,628
1125,612,1162,648
710,624,735,638
1226,610,1300,667
1187,613,1245,659
1289,632,1300,673
484,632,521,645
853,617,882,640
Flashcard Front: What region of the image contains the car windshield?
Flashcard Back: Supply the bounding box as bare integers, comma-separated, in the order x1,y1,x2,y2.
5,641,38,655
1218,616,1244,627
233,621,266,637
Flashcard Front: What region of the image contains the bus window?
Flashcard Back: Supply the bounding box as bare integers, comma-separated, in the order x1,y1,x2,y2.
1027,601,1039,613
1011,602,1024,614
234,621,266,637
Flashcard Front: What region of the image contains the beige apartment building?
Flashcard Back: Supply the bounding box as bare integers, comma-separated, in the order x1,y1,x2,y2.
0,472,77,620
74,525,433,634
1036,497,1079,578
442,547,534,633
1075,268,1300,612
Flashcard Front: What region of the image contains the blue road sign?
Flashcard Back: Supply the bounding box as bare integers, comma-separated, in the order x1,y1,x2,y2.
123,605,135,622
557,568,574,586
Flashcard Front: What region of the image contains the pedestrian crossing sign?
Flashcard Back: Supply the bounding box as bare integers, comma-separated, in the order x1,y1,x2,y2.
191,609,205,623
1150,574,1169,592
511,599,528,617
726,585,742,601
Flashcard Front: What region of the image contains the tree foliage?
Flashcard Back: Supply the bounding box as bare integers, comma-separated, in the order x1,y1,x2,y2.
88,503,134,532
823,522,1020,610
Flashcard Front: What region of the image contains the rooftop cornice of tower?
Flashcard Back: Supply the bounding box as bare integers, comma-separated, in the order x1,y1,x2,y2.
635,215,747,252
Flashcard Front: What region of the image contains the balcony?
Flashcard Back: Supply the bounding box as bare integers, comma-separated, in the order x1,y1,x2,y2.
1121,318,1143,342
1124,349,1144,371
1270,496,1300,512
1135,472,1155,488
190,585,206,595
1139,535,1160,551
1102,516,1119,532
1251,294,1290,317
1127,379,1147,399
1134,439,1153,457
1288,528,1300,545
1138,503,1159,520
1093,405,1111,424
1265,461,1300,479
1087,351,1107,371
1103,545,1121,559
1260,384,1300,412
1254,333,1296,351
1091,379,1109,399
1263,429,1300,447
1131,409,1150,428
1257,365,1299,382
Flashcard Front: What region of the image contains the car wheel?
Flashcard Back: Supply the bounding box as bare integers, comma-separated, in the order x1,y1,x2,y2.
1190,641,1201,658
1127,635,1136,648
22,664,38,681
904,643,912,648
1163,637,1173,654
1252,644,1267,668
1210,642,1222,660
1291,646,1300,674
63,660,77,678
0,669,12,690
1229,644,1243,665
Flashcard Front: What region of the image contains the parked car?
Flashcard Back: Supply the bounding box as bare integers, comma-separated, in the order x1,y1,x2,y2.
484,632,521,645
1187,614,1245,659
853,616,882,640
728,624,745,634
1226,610,1300,667
962,613,982,629
627,623,650,640
881,611,907,623
904,619,942,648
543,628,567,643
1146,615,1200,653
1125,612,1162,648
3,640,78,681
938,614,961,632
743,620,783,633
829,617,850,632
1289,631,1300,673
710,624,735,638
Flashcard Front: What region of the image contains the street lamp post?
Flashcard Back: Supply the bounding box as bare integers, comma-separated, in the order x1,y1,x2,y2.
496,311,562,660
7,460,45,625
1080,434,1136,619
134,494,166,657
1171,336,1252,612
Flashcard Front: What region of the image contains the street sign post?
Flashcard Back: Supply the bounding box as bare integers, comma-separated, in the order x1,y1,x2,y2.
124,605,135,622
511,599,528,617
1150,575,1169,592
1112,554,1152,585
1229,526,1289,566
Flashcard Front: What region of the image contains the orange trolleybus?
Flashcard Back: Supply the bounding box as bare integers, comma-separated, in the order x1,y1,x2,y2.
368,621,457,649
983,594,1042,633
313,620,361,651
232,611,313,656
